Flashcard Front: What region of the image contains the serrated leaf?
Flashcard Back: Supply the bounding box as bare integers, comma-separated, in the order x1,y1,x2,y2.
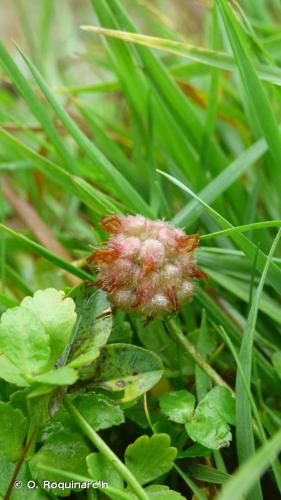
22,288,77,366
68,286,112,368
32,366,78,385
87,452,124,489
0,402,27,461
74,392,124,431
159,390,195,424
0,306,50,378
125,433,177,485
79,343,163,403
30,431,91,497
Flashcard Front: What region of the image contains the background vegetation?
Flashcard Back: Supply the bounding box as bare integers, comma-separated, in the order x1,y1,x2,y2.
0,0,281,499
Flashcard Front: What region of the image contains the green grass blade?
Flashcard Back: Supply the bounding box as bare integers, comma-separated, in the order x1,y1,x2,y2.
0,127,121,216
173,133,273,227
235,229,281,499
16,45,153,217
216,0,281,200
158,170,281,295
201,220,281,240
81,26,281,88
195,310,212,401
217,428,281,500
0,41,77,173
0,224,93,282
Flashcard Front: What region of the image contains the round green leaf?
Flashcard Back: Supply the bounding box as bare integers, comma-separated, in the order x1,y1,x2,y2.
159,390,195,424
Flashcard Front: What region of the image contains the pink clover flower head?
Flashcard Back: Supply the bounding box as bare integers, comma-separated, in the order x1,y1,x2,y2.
89,215,207,315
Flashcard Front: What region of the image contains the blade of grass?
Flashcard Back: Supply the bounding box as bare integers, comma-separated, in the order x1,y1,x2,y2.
0,41,77,174
235,229,281,499
174,463,208,500
0,127,121,216
158,169,281,296
81,26,281,88
218,325,281,492
0,224,93,282
216,0,281,202
195,310,212,401
201,220,281,240
91,0,202,188
206,269,281,326
173,131,278,228
195,288,280,395
15,44,153,217
217,428,281,500
99,0,231,183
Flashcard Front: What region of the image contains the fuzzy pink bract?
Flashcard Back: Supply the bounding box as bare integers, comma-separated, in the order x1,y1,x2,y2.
89,215,207,315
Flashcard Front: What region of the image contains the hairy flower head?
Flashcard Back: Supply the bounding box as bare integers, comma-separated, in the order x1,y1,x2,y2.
89,215,207,315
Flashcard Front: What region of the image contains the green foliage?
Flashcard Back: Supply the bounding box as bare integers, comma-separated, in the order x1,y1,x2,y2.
0,0,281,498
22,288,77,366
125,434,177,485
0,288,76,385
272,351,281,379
0,402,27,461
79,343,163,403
159,390,195,424
67,286,112,368
74,392,124,431
87,452,124,489
159,387,235,450
128,485,186,499
30,431,91,497
185,387,235,450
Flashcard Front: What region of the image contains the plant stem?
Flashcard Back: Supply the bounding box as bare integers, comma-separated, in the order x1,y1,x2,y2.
166,318,235,396
4,425,37,500
64,396,149,500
